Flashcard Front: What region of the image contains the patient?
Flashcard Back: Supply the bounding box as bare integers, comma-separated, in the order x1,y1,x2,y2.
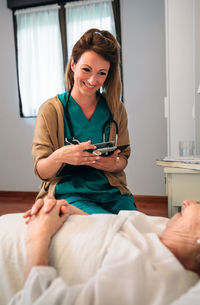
8,198,200,305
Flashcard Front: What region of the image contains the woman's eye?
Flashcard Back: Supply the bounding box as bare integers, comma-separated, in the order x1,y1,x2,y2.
99,71,107,76
82,68,90,72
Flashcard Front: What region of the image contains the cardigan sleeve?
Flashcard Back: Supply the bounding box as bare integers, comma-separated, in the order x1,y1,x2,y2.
32,97,64,180
104,101,131,195
116,101,131,160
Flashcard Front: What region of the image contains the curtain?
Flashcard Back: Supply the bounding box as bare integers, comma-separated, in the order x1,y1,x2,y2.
15,5,65,117
65,0,116,60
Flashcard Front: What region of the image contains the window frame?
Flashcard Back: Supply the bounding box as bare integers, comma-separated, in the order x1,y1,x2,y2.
8,0,122,117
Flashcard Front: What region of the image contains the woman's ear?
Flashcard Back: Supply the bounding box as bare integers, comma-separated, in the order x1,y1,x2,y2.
71,58,76,72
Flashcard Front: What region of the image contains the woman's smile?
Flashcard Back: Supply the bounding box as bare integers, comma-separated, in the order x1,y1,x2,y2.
83,81,96,89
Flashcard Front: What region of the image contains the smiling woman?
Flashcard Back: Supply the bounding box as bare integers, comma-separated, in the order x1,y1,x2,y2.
32,28,137,215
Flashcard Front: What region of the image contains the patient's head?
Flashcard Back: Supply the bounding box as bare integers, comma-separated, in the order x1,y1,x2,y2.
160,200,200,275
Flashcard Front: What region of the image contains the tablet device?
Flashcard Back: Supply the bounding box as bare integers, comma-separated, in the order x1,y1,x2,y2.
84,142,129,156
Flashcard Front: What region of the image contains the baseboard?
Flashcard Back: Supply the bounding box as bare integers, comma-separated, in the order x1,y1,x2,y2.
134,195,168,205
0,191,37,199
0,191,167,204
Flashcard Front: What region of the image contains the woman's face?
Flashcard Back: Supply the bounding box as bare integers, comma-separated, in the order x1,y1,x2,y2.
162,200,200,248
167,201,200,234
71,50,110,97
162,201,200,272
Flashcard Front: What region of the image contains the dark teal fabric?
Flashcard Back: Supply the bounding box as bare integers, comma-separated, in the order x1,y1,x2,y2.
56,194,136,214
55,91,136,214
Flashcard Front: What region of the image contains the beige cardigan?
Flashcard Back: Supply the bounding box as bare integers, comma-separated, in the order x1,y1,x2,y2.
32,95,132,199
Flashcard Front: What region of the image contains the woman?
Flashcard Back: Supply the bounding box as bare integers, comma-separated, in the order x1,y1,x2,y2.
32,28,136,214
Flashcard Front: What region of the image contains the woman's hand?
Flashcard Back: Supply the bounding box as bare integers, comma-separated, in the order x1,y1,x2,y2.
24,203,69,280
89,149,127,172
23,196,58,223
55,140,101,165
23,196,88,223
27,202,69,243
36,141,101,179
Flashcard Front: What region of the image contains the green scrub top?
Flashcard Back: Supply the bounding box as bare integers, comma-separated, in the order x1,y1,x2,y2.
55,91,136,214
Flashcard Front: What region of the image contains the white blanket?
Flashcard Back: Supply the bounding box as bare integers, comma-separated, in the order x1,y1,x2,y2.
0,212,127,304
0,211,199,305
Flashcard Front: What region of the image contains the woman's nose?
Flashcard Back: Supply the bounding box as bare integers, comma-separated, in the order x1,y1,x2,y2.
88,74,97,85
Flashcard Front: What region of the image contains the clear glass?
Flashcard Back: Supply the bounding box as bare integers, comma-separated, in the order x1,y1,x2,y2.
179,141,195,157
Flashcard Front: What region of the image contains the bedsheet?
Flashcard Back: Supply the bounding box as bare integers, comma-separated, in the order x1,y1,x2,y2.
0,211,199,305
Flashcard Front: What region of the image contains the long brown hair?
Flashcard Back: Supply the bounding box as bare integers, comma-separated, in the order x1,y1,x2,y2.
65,28,122,115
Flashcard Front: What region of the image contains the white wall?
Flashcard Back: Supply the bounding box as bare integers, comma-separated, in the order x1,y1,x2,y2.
121,0,167,195
166,0,196,157
0,0,41,191
0,0,167,195
195,0,200,155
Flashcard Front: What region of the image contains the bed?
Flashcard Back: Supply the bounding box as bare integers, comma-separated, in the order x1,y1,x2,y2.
0,210,199,305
